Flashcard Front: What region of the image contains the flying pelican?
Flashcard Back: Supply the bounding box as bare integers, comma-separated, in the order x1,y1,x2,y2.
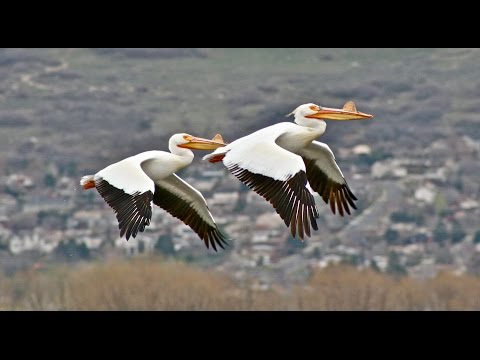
80,133,229,251
203,101,373,239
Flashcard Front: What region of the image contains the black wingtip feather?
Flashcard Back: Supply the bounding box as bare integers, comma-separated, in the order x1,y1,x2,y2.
153,185,231,251
228,165,318,241
303,157,359,217
95,178,154,241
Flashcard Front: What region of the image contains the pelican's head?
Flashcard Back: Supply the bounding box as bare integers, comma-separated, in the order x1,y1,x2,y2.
287,101,373,127
173,133,226,150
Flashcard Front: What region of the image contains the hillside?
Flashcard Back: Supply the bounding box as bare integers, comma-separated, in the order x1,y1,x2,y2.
2,48,479,168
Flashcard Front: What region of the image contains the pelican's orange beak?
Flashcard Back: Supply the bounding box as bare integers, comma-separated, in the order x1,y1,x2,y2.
178,134,227,150
306,101,373,120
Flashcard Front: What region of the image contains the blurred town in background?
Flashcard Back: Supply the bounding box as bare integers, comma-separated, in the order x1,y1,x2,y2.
0,48,479,309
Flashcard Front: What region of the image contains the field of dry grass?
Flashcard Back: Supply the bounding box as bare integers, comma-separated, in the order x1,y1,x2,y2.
2,258,480,310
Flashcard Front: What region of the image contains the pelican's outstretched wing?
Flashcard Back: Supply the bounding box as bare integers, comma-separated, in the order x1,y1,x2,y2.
153,174,229,251
93,156,155,240
297,141,357,217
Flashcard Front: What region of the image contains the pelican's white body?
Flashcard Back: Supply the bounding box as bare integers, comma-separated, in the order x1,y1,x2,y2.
94,150,192,195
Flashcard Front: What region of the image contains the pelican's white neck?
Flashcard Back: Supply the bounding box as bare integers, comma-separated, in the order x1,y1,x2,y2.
294,116,327,135
169,139,194,164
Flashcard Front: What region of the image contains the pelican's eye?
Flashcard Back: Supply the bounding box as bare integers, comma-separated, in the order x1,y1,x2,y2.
183,135,193,141
309,105,320,111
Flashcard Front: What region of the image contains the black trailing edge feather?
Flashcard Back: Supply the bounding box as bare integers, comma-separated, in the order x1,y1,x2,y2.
227,165,318,240
302,157,358,217
95,178,153,240
152,185,229,251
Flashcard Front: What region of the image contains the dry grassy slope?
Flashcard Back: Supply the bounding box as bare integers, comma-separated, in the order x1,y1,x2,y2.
3,259,480,310
0,48,479,176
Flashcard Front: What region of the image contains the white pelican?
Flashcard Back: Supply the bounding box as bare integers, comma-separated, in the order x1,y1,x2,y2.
80,133,228,251
203,101,373,239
